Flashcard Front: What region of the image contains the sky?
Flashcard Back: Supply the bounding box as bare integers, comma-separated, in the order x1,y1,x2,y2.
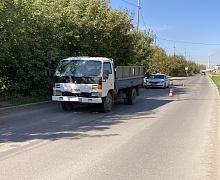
109,0,220,67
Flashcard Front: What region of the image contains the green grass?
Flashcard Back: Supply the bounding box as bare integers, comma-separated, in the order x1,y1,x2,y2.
212,75,220,92
8,95,51,106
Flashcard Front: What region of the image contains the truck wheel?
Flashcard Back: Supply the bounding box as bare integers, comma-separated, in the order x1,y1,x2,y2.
61,102,73,110
99,93,113,113
124,90,129,104
128,88,137,104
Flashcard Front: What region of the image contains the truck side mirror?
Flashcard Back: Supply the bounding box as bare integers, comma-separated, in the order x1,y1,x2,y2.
103,70,109,79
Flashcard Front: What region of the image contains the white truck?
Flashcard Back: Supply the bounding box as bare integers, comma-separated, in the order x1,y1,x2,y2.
52,56,144,112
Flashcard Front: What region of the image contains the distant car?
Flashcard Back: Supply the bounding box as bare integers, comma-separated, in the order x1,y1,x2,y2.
143,74,170,88
201,71,206,75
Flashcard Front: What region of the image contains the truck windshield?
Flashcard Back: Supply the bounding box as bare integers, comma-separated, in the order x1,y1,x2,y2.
55,60,101,77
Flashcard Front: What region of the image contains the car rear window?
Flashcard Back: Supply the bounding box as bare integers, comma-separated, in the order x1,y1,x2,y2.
154,75,165,79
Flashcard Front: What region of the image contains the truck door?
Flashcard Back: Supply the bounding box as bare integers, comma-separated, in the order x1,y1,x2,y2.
102,62,114,96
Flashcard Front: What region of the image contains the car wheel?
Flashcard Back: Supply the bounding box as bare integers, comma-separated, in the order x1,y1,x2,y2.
163,83,166,89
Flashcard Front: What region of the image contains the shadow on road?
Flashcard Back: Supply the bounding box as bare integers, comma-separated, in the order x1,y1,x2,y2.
0,84,188,145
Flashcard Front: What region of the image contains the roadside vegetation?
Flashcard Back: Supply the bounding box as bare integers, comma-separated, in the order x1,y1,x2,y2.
0,0,202,102
8,95,51,106
212,75,220,93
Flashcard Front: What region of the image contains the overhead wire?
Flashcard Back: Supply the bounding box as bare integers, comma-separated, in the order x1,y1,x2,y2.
139,6,173,51
140,11,148,30
121,0,220,58
156,37,173,50
157,37,220,46
121,0,138,7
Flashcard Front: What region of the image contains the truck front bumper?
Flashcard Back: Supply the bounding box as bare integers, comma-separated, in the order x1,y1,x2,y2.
52,96,102,103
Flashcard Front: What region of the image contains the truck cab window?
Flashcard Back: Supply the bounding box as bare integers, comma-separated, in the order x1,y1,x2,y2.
103,62,112,74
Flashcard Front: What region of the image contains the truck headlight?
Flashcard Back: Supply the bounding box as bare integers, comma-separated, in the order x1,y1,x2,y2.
91,92,99,96
92,85,98,90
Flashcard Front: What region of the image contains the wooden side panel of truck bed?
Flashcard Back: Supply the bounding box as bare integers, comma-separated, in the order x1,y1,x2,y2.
116,66,144,79
115,66,144,89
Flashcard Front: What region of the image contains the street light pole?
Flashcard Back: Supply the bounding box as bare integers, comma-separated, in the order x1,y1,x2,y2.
208,55,211,69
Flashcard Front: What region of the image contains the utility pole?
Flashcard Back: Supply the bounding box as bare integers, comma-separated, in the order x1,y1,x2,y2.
137,0,140,31
208,55,211,69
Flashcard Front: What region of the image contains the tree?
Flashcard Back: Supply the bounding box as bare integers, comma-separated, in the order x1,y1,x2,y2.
131,30,154,69
0,0,146,97
0,0,201,98
151,46,168,74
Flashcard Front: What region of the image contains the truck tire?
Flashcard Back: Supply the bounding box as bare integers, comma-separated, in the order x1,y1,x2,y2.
61,102,73,110
124,90,129,104
128,88,137,105
99,93,113,113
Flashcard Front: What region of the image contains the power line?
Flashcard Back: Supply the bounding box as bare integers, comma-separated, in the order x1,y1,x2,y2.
121,0,140,30
122,1,220,46
175,48,182,56
156,38,173,50
140,11,147,30
122,0,138,7
157,37,220,46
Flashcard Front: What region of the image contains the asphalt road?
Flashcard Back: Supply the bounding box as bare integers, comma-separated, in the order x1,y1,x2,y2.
0,75,219,180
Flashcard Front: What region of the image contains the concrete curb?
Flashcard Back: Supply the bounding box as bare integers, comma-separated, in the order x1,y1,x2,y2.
218,89,220,179
208,75,220,178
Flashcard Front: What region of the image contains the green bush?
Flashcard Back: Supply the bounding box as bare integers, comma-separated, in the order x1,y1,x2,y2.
0,0,200,99
212,75,220,92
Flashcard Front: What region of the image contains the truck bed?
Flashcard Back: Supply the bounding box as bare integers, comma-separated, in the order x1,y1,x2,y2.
115,66,144,89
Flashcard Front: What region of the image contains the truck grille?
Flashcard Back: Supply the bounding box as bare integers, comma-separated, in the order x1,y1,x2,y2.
55,84,60,88
62,92,92,98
